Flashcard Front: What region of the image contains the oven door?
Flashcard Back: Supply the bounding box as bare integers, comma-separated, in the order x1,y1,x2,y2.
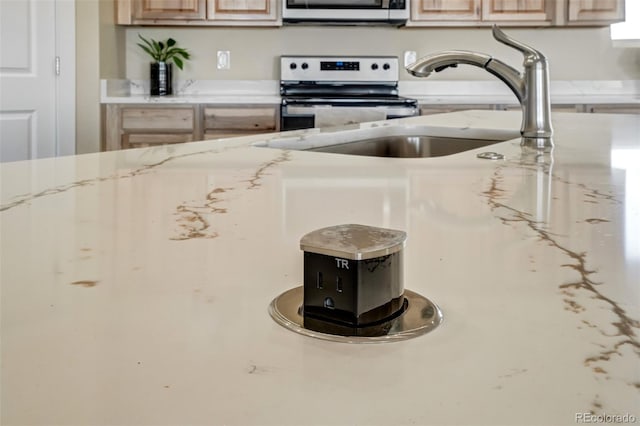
280,103,418,132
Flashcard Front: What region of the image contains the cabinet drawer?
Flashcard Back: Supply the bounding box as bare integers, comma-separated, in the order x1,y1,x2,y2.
203,106,277,131
203,130,273,140
420,104,494,115
122,107,195,130
123,133,194,149
586,105,640,114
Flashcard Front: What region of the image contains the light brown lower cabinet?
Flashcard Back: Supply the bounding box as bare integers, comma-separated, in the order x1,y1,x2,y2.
420,104,494,115
202,105,278,140
585,104,640,114
103,104,279,150
122,133,195,149
426,104,639,115
495,104,585,113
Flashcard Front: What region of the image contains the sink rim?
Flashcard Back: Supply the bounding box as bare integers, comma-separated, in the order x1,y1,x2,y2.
304,134,509,158
253,124,520,153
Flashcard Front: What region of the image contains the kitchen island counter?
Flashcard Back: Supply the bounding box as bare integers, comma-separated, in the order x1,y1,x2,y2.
1,111,638,425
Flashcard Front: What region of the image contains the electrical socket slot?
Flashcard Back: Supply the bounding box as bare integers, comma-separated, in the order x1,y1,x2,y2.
336,276,343,293
317,272,323,289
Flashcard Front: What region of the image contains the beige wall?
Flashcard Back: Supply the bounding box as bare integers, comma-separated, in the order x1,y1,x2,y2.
125,26,640,81
100,0,126,80
75,0,100,154
76,0,124,154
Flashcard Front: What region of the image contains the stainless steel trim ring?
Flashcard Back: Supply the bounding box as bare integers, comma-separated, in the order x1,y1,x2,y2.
268,287,443,343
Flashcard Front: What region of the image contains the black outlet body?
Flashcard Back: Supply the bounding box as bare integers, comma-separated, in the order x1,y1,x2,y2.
302,251,405,335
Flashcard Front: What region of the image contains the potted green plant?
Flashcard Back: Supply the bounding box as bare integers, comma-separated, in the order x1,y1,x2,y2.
137,34,191,96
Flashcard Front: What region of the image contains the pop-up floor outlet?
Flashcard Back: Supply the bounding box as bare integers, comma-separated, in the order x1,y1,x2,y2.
301,225,406,334
269,224,443,343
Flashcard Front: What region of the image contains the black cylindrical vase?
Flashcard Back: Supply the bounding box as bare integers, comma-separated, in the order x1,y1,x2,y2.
150,62,172,96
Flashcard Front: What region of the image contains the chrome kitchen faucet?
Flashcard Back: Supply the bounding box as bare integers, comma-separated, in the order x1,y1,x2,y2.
406,26,553,149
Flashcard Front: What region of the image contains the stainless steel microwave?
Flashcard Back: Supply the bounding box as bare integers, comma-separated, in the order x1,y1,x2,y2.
282,0,409,25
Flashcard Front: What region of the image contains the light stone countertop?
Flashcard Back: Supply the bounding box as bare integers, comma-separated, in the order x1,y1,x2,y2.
1,110,639,425
100,79,282,104
401,80,640,106
100,79,640,106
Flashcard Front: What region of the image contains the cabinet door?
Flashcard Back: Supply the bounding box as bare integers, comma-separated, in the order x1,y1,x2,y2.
134,0,206,20
207,0,278,21
482,0,552,22
567,0,624,24
411,0,481,22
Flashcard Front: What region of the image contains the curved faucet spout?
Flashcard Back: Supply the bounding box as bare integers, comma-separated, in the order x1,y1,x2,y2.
405,26,553,145
406,51,492,78
406,51,525,104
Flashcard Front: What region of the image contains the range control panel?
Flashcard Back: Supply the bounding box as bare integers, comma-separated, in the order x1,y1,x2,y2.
280,56,399,82
320,61,360,71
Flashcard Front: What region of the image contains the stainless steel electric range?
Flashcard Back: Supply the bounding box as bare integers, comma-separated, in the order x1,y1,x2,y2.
280,55,418,131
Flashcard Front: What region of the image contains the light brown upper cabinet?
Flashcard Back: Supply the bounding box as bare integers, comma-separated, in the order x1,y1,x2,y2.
482,0,552,22
117,0,279,25
565,0,625,25
410,0,553,26
118,0,623,26
132,0,206,20
409,0,624,26
410,0,481,23
208,0,278,21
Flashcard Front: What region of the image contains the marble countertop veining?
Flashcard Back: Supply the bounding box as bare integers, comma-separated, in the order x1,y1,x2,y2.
1,110,639,425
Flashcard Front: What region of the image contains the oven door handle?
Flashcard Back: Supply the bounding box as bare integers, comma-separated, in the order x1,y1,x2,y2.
284,105,332,115
283,105,417,116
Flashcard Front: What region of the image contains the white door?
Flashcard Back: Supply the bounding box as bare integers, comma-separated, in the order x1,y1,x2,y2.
0,0,75,163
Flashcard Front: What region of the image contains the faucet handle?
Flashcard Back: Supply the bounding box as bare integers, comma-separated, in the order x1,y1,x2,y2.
492,25,545,61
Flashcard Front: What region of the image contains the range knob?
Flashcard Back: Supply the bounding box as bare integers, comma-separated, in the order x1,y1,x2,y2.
289,62,297,70
301,62,309,70
371,63,379,70
383,63,391,70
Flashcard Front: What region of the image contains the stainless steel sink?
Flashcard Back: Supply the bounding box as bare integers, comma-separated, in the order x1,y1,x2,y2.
255,124,518,158
305,135,503,158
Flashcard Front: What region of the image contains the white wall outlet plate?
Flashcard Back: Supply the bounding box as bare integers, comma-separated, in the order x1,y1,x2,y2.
404,51,417,67
217,51,230,70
